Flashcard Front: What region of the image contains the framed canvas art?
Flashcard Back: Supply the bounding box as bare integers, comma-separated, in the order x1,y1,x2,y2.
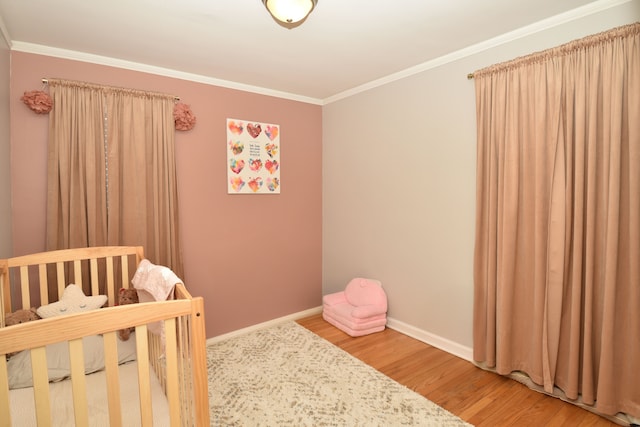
227,118,280,194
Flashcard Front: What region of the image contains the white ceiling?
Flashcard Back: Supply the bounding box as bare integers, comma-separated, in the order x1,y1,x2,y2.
0,0,611,103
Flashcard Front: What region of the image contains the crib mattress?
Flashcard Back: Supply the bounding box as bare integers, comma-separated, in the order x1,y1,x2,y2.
8,361,170,426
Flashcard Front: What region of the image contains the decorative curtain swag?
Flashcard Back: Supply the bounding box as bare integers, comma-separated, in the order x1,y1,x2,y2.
21,90,53,114
173,102,196,131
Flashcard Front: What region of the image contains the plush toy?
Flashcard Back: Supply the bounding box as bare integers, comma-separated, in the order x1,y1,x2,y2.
5,308,41,326
117,287,139,341
4,308,41,358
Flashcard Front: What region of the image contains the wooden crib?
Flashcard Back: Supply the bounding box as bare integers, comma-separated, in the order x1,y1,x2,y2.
0,246,209,426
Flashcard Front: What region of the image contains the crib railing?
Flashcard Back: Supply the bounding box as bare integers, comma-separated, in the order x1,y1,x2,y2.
0,296,207,426
0,246,209,426
0,246,144,320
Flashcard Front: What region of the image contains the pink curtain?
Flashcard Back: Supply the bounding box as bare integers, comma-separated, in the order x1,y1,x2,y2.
473,22,639,419
46,80,183,277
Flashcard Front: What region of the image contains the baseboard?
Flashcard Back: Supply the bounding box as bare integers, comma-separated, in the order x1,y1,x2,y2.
207,307,474,363
386,316,474,362
206,306,323,345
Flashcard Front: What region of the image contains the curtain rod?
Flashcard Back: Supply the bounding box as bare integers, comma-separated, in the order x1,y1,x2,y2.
41,78,180,101
467,73,474,79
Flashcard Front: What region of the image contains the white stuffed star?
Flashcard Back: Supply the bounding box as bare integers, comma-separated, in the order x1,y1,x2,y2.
37,284,108,318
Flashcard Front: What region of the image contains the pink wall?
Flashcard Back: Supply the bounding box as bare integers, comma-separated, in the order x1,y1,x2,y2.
9,52,322,337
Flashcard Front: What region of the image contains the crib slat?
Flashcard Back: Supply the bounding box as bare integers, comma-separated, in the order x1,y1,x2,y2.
19,266,30,310
73,259,82,287
135,324,154,426
31,347,52,426
1,260,8,324
56,261,65,298
164,318,182,426
177,314,192,422
69,338,90,426
0,259,11,328
103,331,123,427
0,355,11,426
148,332,163,389
121,254,129,288
106,256,115,306
90,257,99,297
39,264,49,305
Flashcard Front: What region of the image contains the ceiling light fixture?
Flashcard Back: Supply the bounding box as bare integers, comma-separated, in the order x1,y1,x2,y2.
262,0,318,29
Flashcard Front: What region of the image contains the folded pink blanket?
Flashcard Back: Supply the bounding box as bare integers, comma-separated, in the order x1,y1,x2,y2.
132,259,182,302
131,259,183,340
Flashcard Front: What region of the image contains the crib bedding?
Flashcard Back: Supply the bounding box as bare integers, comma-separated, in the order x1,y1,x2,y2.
6,333,137,390
9,361,171,426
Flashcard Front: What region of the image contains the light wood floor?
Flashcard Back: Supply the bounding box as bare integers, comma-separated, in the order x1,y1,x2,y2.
297,314,620,427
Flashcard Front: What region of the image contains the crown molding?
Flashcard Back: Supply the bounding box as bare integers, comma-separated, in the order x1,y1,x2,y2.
10,41,324,106
323,0,633,104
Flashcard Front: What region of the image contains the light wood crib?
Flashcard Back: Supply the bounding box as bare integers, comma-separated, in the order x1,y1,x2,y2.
0,246,209,426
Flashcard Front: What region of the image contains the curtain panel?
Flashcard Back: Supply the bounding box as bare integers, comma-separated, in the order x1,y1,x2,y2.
473,22,639,419
46,80,184,277
46,83,107,249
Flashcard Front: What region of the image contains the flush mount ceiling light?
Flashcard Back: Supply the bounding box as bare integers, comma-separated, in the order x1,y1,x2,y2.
262,0,318,29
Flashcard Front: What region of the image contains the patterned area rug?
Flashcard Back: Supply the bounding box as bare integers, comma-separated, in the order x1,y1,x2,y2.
207,321,473,426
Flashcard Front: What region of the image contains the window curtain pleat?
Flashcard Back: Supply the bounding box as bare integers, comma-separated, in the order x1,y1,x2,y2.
46,81,183,277
473,22,639,419
47,84,107,249
106,91,183,276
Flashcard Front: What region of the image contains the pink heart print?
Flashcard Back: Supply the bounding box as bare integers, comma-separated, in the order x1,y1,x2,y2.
247,123,262,138
248,177,263,192
230,158,245,174
228,121,244,135
265,125,279,141
265,160,279,174
229,176,245,191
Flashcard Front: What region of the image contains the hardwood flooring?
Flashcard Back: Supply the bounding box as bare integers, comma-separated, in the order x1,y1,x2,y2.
296,314,620,427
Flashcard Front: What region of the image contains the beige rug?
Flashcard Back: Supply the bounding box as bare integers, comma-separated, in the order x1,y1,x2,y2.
207,321,473,426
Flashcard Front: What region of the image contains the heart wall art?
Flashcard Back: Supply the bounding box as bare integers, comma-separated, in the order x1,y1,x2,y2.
227,118,280,194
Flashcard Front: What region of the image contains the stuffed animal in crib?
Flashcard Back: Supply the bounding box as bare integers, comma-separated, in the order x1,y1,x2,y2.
4,308,41,358
117,287,139,341
5,307,41,326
